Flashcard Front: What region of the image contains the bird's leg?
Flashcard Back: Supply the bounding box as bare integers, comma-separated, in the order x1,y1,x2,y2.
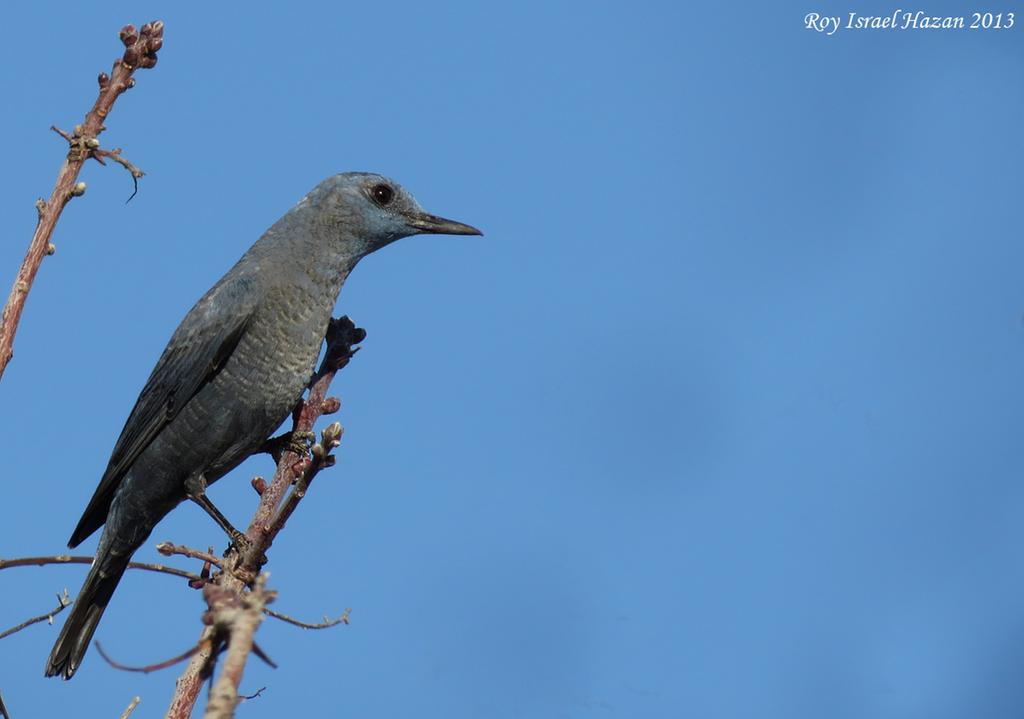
259,430,315,463
184,474,250,552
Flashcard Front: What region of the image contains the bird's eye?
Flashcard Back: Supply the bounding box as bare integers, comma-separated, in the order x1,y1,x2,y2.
371,183,394,206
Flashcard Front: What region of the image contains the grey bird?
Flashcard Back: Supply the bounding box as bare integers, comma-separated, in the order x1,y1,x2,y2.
44,172,481,679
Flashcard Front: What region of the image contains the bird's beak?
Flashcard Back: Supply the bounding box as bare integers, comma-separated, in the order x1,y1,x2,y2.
406,212,483,236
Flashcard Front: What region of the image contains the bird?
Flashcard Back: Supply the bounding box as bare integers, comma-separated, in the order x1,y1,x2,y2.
44,172,481,679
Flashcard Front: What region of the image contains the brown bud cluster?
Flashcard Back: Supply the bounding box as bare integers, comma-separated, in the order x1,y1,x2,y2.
119,19,164,70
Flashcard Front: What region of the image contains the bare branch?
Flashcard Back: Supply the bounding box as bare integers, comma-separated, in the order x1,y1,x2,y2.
119,696,141,719
156,544,224,571
0,554,201,583
96,641,204,674
0,554,91,570
0,690,10,719
0,20,164,381
0,590,71,640
92,147,145,202
0,554,204,645
263,606,350,630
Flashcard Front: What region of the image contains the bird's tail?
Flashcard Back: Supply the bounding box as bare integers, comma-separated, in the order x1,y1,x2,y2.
44,551,129,679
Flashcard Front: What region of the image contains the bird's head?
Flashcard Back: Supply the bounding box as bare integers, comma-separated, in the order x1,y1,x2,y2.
302,172,482,256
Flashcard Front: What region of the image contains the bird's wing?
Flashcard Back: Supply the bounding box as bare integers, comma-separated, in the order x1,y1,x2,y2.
69,274,260,547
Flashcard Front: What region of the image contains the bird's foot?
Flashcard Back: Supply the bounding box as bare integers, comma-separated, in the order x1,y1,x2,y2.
225,530,267,567
227,527,251,553
261,430,316,463
186,478,268,565
286,430,316,456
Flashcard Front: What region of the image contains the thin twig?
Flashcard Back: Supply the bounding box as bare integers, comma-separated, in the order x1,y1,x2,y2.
0,590,71,640
0,554,201,583
0,690,10,719
119,697,141,719
0,20,163,381
165,317,363,719
248,642,277,669
93,148,145,202
156,543,224,571
263,606,350,630
96,640,203,674
1,556,203,643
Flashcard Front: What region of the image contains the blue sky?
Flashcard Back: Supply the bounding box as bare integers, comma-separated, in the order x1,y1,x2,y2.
1,2,1023,718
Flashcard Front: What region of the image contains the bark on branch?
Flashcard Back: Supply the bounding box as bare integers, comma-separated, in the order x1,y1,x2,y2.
0,19,164,381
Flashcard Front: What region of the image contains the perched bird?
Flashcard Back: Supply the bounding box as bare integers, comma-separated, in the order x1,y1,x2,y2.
45,172,481,679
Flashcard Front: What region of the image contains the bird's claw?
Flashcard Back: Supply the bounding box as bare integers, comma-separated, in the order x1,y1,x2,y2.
225,540,268,585
286,430,316,456
228,528,251,553
261,430,316,463
226,530,267,566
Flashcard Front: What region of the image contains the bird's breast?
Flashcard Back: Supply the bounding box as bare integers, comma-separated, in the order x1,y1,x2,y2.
230,284,331,416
